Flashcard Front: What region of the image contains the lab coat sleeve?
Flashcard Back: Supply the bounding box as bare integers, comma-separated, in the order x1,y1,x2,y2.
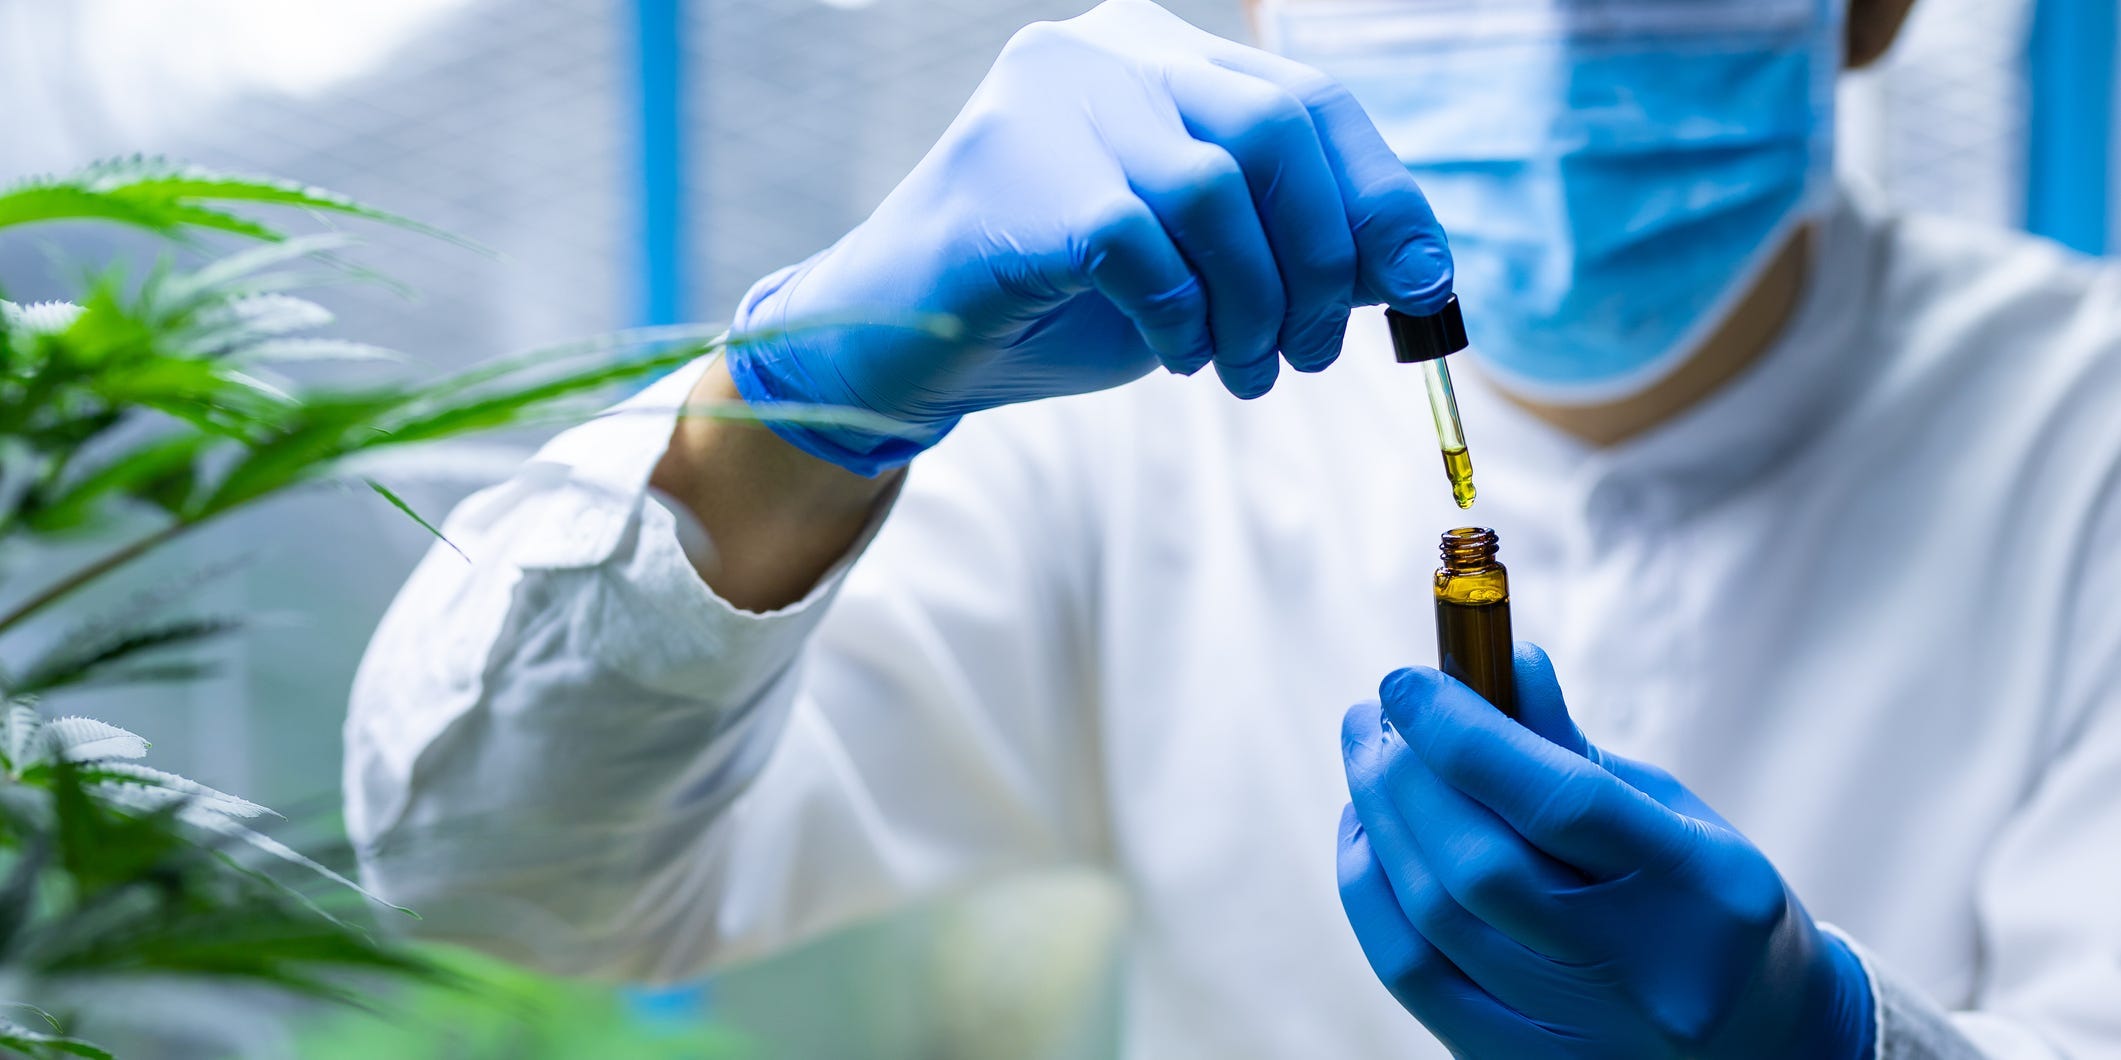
344,356,1108,982
1824,930,1991,1060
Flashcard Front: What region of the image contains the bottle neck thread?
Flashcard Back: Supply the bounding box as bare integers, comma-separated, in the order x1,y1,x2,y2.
1439,527,1501,573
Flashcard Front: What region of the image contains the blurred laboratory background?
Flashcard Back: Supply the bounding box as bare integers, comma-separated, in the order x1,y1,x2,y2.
0,0,2111,1055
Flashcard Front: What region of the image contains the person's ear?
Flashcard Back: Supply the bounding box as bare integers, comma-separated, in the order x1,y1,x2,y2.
1846,0,1918,69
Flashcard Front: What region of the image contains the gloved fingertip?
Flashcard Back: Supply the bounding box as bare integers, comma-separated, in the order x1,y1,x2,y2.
1380,238,1455,317
1338,801,1363,842
1287,350,1340,374
1377,666,1444,713
1513,643,1559,687
1341,699,1385,753
1172,342,1215,376
1510,642,1590,755
1284,315,1349,373
1213,356,1279,400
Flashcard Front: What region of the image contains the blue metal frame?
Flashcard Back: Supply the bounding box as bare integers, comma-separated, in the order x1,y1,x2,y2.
635,0,689,325
2026,0,2117,255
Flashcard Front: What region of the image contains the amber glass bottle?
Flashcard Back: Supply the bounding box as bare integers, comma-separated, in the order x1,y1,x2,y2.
1433,527,1516,719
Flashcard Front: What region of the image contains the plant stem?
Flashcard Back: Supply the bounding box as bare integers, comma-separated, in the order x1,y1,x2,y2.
0,520,194,641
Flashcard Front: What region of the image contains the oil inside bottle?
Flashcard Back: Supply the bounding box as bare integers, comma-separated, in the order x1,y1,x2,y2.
1440,446,1476,510
1435,599,1514,719
1433,527,1515,718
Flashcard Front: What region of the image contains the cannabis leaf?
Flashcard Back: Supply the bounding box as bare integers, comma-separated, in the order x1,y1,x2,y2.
0,154,834,1058
0,156,462,248
0,1018,113,1060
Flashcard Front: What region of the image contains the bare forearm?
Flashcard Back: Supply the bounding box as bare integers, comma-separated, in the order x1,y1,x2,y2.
650,359,899,612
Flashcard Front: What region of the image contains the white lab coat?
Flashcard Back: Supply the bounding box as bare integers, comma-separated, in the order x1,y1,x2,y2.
347,186,2121,1058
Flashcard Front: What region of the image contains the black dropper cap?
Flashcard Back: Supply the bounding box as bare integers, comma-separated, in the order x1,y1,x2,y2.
1385,295,1469,364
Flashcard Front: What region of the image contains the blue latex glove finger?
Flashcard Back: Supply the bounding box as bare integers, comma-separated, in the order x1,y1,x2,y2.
1510,642,1743,833
1336,805,1540,1057
1112,132,1286,397
1166,62,1356,373
1206,46,1454,313
1344,700,1598,966
1077,191,1219,375
1381,666,1701,881
1503,642,1594,757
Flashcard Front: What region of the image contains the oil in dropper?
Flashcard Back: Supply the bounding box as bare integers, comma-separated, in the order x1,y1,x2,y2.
1423,359,1476,509
1385,297,1476,508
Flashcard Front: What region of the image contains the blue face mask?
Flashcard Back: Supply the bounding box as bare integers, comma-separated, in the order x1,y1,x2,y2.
1263,0,1842,403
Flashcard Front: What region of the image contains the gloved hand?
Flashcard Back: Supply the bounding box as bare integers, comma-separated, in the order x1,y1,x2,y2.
725,0,1454,475
1336,645,1876,1059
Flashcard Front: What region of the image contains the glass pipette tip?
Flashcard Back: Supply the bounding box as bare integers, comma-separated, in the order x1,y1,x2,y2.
1422,358,1476,509
1384,297,1476,509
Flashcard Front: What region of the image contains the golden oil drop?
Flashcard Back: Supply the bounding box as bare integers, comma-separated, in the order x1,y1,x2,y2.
1440,445,1476,510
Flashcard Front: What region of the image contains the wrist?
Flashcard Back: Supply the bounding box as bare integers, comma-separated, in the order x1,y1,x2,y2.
727,255,957,477
651,357,901,612
658,359,896,524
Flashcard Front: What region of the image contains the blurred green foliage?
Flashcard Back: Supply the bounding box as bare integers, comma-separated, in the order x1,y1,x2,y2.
296,946,752,1060
0,158,726,1057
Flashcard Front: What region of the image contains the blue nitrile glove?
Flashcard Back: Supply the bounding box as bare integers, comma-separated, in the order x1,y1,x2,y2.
1336,645,1876,1060
724,0,1453,475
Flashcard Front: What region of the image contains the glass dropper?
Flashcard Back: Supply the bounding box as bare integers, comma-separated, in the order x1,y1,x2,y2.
1385,297,1476,509
1421,358,1476,509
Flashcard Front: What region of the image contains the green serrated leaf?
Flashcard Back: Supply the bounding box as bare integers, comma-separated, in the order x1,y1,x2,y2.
44,660,223,692
372,340,711,446
0,300,84,335
80,156,474,248
174,808,416,917
167,233,357,300
3,702,47,775
0,1019,114,1060
18,433,211,535
42,717,148,761
365,480,466,562
83,762,276,820
232,338,403,365
0,184,199,234
0,1006,61,1034
0,157,475,251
